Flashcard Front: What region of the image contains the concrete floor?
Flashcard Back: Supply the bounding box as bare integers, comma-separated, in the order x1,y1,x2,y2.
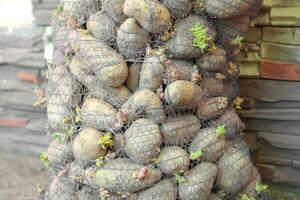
0,151,48,200
0,150,300,200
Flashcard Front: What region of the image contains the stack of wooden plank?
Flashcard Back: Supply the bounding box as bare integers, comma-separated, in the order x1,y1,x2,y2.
0,26,49,156
239,0,300,185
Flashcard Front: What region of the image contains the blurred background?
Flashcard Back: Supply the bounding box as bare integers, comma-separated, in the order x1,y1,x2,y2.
0,0,299,199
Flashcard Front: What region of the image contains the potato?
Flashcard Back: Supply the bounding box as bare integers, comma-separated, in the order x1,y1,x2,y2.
95,158,162,192
246,0,263,19
101,0,127,25
163,0,192,19
165,59,194,82
124,118,162,164
69,29,128,87
114,134,126,152
201,77,224,98
126,63,142,92
205,0,255,18
139,55,165,92
165,80,204,108
52,26,71,51
209,194,223,200
47,96,72,131
81,97,119,130
46,140,73,167
117,18,149,60
63,0,101,22
48,64,82,105
216,145,253,194
188,127,227,162
46,176,76,200
217,15,251,59
69,55,97,86
137,179,177,200
237,167,261,199
157,146,190,175
88,83,131,107
178,162,218,200
87,11,117,44
123,0,171,33
121,89,165,123
196,48,227,72
165,15,216,59
77,186,101,200
72,127,107,161
160,114,201,145
214,109,245,138
197,97,228,120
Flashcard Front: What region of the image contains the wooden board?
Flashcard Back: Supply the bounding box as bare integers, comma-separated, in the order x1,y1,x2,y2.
239,79,300,101
243,118,300,136
239,108,300,121
255,101,300,108
258,132,300,150
258,147,300,168
260,59,300,81
257,163,300,185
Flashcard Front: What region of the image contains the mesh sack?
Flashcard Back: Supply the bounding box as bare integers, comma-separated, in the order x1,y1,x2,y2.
43,0,271,199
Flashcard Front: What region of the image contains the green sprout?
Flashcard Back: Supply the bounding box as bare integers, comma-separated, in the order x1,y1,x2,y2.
39,152,50,167
191,24,210,51
240,194,256,200
97,133,114,149
153,157,161,164
255,183,268,194
95,157,105,168
175,170,186,183
74,106,82,123
231,35,244,46
216,124,226,138
194,0,205,11
189,150,203,160
51,4,64,17
52,132,65,143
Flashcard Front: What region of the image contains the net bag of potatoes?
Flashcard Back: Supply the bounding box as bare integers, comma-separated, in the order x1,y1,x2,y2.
43,0,270,199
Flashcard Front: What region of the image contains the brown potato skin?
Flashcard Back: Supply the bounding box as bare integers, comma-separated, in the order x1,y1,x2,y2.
69,29,128,88
101,0,127,25
137,179,177,200
165,80,204,108
81,98,119,131
87,11,117,44
216,145,253,194
121,89,165,123
160,114,201,145
126,63,142,92
124,118,162,164
163,0,192,19
123,0,171,33
95,158,162,192
165,15,216,59
178,162,218,200
189,127,227,162
117,18,149,60
139,56,165,92
205,0,255,18
157,146,190,175
72,127,107,161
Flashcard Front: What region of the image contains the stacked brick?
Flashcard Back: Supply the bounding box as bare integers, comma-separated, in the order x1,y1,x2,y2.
0,0,55,156
238,0,300,186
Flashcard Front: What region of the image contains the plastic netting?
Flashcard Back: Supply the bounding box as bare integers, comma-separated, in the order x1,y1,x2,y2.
43,0,269,199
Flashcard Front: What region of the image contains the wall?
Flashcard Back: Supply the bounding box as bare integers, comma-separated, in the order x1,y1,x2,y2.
239,0,300,185
0,0,57,156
